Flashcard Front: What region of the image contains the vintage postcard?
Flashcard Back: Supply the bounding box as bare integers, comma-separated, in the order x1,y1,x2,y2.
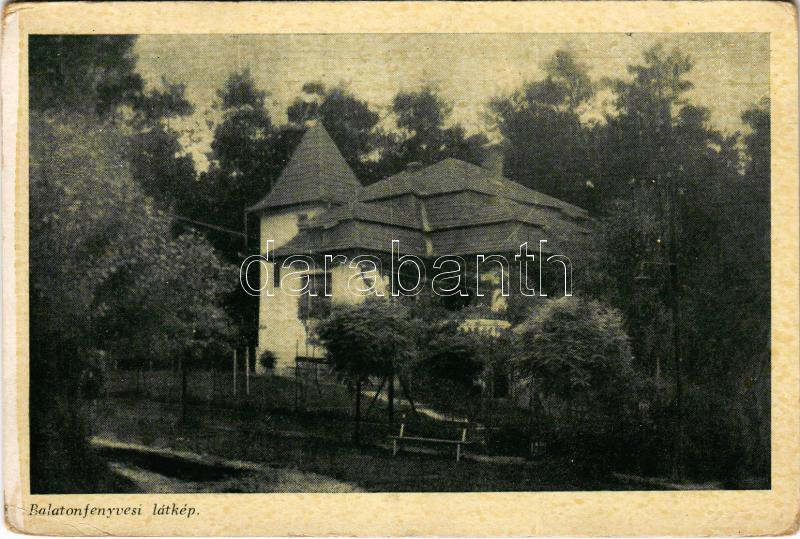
2,1,799,536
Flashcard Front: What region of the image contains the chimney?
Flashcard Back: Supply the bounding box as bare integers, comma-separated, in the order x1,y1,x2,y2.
483,145,504,178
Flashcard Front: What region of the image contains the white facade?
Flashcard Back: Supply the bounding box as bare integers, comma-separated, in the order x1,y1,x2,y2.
256,206,389,372
256,205,325,372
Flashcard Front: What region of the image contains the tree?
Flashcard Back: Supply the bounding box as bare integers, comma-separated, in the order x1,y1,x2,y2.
29,111,235,491
717,99,770,480
372,87,488,182
601,46,770,386
316,301,415,443
27,34,240,493
288,82,381,179
741,98,770,266
29,35,202,219
593,44,697,206
598,45,739,379
200,69,276,242
513,297,638,467
128,79,199,215
29,35,144,116
513,297,635,411
588,47,771,483
488,50,594,207
195,70,281,371
29,35,201,218
132,78,194,126
128,126,199,216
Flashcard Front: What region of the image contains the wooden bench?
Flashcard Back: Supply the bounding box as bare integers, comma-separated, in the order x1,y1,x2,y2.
388,415,475,462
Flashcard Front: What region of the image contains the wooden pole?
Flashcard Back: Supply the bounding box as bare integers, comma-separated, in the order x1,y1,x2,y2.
668,174,684,480
262,356,267,405
294,362,299,412
365,376,387,415
233,348,238,398
528,384,534,459
243,210,248,254
353,377,362,446
245,347,250,396
387,370,395,427
180,356,187,424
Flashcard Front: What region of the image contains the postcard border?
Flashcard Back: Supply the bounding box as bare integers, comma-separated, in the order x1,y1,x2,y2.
3,2,798,536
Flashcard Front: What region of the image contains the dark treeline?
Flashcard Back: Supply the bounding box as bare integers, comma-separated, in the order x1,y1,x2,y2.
29,36,769,490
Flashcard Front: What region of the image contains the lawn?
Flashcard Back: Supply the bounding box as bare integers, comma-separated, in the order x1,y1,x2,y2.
92,370,630,492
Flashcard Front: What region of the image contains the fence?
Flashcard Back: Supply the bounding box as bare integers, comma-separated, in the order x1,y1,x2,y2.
103,366,351,414
101,366,547,453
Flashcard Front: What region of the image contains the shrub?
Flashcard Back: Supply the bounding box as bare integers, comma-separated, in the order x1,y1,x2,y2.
316,301,415,443
413,327,484,417
513,297,636,413
513,297,640,465
421,331,483,389
258,350,277,371
485,425,530,457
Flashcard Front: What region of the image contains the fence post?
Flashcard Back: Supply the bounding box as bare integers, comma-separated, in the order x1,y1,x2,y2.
245,347,250,397
294,362,299,412
388,369,395,427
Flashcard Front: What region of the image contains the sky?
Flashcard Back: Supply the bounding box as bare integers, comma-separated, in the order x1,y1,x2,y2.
134,33,769,170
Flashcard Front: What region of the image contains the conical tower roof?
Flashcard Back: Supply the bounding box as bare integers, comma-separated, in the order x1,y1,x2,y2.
247,122,361,212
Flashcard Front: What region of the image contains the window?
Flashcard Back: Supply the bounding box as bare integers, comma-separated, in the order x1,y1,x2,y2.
298,271,332,322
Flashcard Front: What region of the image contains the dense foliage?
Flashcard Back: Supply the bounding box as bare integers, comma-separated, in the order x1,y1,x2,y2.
316,301,415,441
28,37,235,492
28,35,771,486
412,324,485,416
317,301,415,378
29,112,235,491
513,298,636,409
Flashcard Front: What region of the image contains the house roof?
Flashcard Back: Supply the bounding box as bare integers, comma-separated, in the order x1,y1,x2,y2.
257,128,593,258
306,200,424,230
361,158,589,218
274,189,591,258
246,122,361,212
277,220,429,257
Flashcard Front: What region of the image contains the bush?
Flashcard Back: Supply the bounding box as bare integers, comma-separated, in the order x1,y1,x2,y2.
258,350,277,371
513,297,643,468
317,301,414,378
681,385,750,484
316,301,415,443
514,297,637,415
411,325,485,417
420,330,483,388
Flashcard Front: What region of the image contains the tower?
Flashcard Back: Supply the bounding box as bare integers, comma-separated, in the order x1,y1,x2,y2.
245,122,360,371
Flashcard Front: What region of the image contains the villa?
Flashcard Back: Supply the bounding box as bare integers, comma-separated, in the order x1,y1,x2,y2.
245,122,592,371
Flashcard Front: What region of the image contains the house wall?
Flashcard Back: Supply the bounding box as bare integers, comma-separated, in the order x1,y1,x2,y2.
258,262,384,373
256,205,326,373
259,205,326,252
330,262,390,304
257,224,515,375
257,210,391,372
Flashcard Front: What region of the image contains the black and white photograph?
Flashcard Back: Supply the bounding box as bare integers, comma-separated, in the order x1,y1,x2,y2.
28,30,771,496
